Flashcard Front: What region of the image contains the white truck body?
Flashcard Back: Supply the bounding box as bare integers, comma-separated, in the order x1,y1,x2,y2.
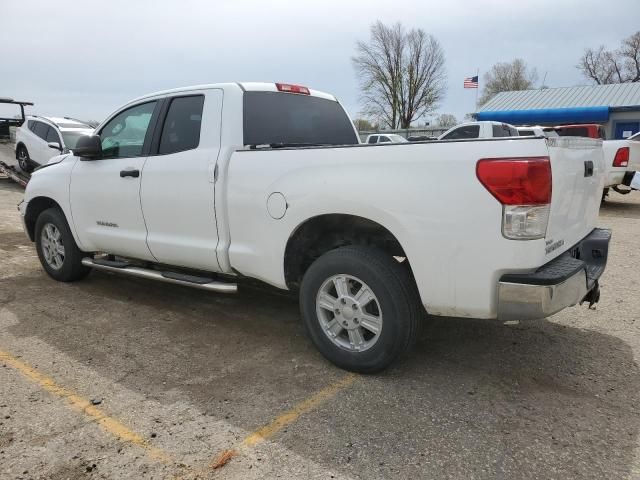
602,132,640,188
20,82,611,371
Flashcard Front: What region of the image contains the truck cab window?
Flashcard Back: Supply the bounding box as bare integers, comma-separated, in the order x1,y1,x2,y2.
158,95,205,155
99,101,157,159
442,125,480,140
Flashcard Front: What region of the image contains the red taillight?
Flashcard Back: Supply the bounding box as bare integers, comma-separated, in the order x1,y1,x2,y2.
275,83,310,95
613,147,629,167
476,157,552,205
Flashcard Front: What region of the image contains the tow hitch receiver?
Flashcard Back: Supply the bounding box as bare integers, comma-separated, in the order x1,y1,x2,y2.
581,281,601,310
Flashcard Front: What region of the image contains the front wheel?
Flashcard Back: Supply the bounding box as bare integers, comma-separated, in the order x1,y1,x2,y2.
35,208,91,282
300,246,420,373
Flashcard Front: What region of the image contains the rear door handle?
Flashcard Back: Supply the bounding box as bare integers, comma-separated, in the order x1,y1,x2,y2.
120,169,140,178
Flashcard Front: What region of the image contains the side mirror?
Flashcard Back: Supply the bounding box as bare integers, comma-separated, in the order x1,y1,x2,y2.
72,135,102,160
47,142,62,151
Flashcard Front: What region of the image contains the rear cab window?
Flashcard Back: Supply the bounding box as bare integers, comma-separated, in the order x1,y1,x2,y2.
243,91,358,147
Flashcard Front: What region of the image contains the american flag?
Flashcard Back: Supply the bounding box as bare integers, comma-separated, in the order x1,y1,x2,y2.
464,75,479,89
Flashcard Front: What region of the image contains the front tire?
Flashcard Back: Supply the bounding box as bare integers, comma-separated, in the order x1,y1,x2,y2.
17,145,33,173
300,246,420,373
35,208,91,282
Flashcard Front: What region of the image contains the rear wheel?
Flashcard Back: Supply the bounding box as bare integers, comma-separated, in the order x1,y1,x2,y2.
300,246,420,373
35,208,91,282
17,145,32,173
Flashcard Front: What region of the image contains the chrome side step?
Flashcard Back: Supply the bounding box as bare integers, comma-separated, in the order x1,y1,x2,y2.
81,258,238,293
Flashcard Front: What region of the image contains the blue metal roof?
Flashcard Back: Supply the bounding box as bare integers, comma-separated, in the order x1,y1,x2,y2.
479,83,640,112
477,106,610,124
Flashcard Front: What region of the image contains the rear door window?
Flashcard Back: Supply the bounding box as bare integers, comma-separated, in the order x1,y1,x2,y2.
367,136,378,144
243,91,358,146
442,125,480,140
158,95,205,155
379,136,391,143
33,121,49,140
492,124,518,137
46,126,60,144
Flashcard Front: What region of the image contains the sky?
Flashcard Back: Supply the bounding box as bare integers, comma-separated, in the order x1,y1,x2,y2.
2,0,639,126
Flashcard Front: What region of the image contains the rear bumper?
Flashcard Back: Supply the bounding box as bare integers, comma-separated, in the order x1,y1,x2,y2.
497,228,611,321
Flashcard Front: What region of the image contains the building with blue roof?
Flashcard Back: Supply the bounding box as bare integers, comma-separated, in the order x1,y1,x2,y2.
476,83,640,139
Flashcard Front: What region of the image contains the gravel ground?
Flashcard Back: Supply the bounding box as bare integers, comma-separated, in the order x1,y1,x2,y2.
1,143,639,479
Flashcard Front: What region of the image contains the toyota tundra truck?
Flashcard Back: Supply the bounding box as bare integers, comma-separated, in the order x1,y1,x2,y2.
20,82,611,372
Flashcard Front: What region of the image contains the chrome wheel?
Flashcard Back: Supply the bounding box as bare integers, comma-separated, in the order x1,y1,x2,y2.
316,274,383,352
40,223,65,270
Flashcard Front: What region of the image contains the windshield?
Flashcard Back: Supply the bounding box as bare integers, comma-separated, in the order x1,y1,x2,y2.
61,131,92,149
243,91,358,146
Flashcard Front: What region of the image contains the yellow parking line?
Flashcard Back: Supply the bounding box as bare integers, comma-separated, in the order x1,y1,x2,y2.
0,349,171,463
211,372,358,469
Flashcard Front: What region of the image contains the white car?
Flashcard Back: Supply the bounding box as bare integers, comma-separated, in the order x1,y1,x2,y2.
15,116,93,172
21,82,610,372
516,126,559,138
365,133,408,144
438,121,519,140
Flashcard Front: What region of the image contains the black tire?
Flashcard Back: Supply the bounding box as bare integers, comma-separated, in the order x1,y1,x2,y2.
300,246,420,373
35,207,91,282
16,145,33,173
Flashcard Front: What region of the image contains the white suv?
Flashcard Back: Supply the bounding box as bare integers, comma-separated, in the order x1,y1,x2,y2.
15,116,94,172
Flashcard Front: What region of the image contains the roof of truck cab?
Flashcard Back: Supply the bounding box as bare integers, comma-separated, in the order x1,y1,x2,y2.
128,82,337,104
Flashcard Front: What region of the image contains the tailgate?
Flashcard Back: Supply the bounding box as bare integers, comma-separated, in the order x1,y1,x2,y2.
544,137,604,260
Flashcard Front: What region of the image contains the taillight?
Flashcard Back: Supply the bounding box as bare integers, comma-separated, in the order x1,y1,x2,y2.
477,157,552,240
613,147,629,167
275,83,310,95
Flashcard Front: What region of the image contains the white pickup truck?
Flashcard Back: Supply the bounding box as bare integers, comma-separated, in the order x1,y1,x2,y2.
20,82,611,372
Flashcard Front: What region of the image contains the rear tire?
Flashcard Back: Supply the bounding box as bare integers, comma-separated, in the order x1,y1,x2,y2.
35,208,91,282
17,145,32,173
300,246,420,373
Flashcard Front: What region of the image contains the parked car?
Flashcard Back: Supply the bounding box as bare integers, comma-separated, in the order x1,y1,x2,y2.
516,126,559,138
21,82,610,372
438,121,519,140
602,131,640,197
365,133,408,144
15,116,94,172
555,124,606,140
407,135,436,142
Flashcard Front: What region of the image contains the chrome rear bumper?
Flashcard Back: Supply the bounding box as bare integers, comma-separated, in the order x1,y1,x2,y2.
497,228,611,321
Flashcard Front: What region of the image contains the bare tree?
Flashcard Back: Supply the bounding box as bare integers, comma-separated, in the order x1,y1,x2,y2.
352,21,446,129
479,59,538,105
577,31,640,84
435,113,457,128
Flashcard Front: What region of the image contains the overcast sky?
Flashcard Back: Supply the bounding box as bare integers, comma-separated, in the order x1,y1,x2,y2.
2,0,639,126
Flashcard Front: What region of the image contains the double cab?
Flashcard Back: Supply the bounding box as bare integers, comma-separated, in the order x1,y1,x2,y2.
21,82,610,372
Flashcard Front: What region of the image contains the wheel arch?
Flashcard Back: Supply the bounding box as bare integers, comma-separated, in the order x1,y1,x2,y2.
283,213,415,291
24,196,64,241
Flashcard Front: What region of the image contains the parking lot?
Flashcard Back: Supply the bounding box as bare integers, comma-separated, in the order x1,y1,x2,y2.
1,143,640,479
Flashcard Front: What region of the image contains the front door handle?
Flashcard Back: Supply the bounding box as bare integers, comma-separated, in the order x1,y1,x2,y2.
120,169,140,178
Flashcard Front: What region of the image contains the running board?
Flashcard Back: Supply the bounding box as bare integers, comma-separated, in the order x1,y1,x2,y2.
81,258,237,293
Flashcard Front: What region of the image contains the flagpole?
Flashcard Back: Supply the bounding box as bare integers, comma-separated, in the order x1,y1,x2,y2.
475,67,479,111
